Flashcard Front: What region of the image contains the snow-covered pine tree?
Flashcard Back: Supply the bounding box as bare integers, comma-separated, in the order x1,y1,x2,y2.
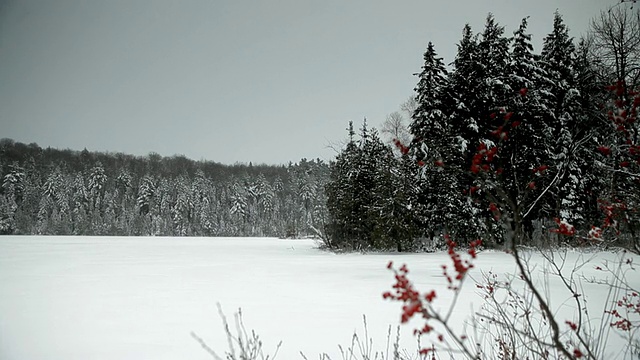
113,170,134,234
272,175,287,236
478,14,512,116
554,38,607,228
540,11,593,231
448,24,482,147
326,121,365,248
71,173,89,234
373,142,418,251
410,42,449,145
152,178,172,235
363,127,397,249
255,174,275,234
443,24,494,243
137,175,155,216
37,167,67,234
326,119,417,250
541,11,576,106
353,120,378,247
408,40,465,242
499,17,558,237
134,175,156,235
540,10,576,155
229,178,248,235
0,166,25,234
192,169,215,236
87,162,107,231
172,176,193,236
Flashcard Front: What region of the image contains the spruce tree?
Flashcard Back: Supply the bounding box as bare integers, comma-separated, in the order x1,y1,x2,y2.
444,23,495,242
326,120,414,250
409,41,455,241
541,10,576,153
540,11,589,228
325,122,360,248
500,17,557,232
554,39,606,227
352,120,378,247
410,42,449,145
448,24,483,150
364,128,395,249
477,14,511,116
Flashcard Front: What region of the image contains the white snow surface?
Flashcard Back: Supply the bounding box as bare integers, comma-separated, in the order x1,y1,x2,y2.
0,236,637,359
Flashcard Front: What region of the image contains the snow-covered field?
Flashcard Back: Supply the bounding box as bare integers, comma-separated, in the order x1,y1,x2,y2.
0,236,637,359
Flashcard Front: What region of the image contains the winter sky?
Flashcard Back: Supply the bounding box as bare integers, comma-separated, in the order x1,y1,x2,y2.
0,0,610,165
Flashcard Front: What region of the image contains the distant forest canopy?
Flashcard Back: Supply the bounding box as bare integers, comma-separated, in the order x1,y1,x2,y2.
0,138,329,237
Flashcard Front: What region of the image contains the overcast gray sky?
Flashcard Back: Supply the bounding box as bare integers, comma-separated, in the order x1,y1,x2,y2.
0,0,609,165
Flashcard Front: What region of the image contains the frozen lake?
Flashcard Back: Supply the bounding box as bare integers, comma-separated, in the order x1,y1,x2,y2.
0,236,637,359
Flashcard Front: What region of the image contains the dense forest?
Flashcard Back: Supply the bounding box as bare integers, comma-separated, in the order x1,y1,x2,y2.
325,10,640,251
2,10,639,254
0,140,329,237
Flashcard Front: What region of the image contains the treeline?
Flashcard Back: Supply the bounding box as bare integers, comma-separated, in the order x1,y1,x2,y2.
325,11,640,251
0,139,329,237
3,10,638,252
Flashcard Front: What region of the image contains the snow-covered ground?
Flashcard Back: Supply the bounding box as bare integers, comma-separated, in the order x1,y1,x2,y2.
0,236,637,359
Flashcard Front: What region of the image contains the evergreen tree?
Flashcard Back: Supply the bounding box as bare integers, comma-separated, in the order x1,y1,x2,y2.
0,166,24,234
444,26,488,243
477,14,512,115
172,176,193,236
0,194,16,234
137,176,155,216
352,120,377,247
499,17,557,232
326,121,365,248
540,11,588,226
448,24,483,150
375,153,419,251
326,121,416,250
87,162,107,229
541,11,576,100
409,40,461,241
553,38,606,226
71,173,90,234
229,178,248,235
192,169,215,235
541,10,577,155
410,42,449,146
363,128,395,249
